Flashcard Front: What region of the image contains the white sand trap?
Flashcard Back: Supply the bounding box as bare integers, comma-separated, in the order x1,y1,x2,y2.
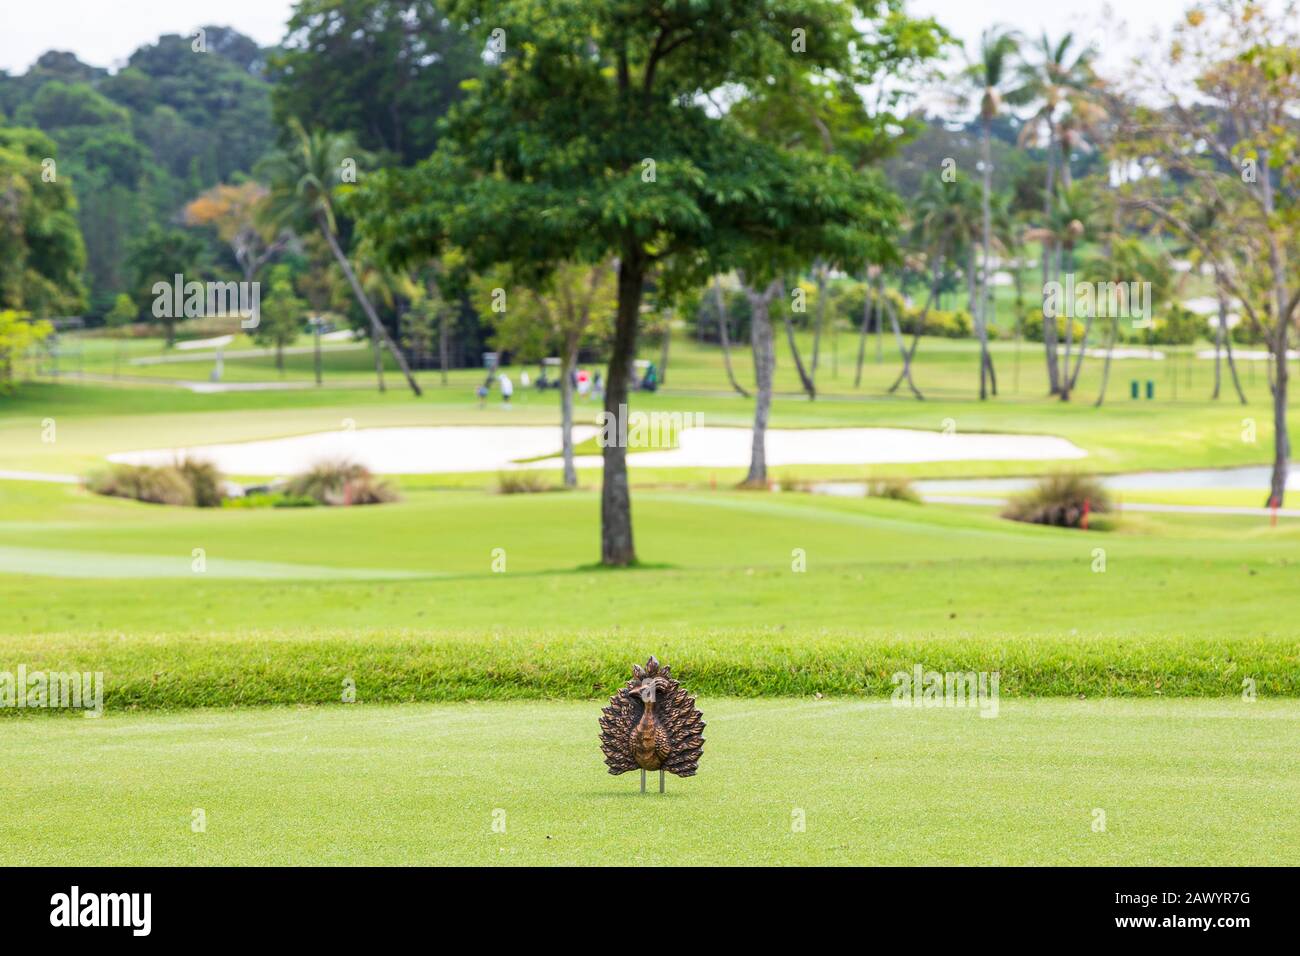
529,426,1086,470
108,424,1084,476
1196,348,1300,361
1056,346,1164,360
175,334,234,351
109,426,599,475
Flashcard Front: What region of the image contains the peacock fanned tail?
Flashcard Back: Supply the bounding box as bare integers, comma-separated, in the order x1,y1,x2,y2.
598,656,706,778
658,682,706,777
598,684,641,775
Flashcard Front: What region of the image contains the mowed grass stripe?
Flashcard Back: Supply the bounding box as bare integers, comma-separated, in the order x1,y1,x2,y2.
0,545,433,580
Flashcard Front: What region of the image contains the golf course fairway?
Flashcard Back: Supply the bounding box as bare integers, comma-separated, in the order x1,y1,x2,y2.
2,699,1294,866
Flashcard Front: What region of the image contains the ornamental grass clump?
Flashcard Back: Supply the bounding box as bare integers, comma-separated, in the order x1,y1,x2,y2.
1002,473,1111,528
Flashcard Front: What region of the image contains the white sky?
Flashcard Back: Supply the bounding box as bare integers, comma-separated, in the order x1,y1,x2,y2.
1,0,1193,75
0,0,296,73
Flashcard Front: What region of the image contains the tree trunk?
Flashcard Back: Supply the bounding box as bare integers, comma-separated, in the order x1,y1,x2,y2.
782,311,816,399
713,277,749,398
744,278,781,486
276,341,284,371
1212,296,1224,400
979,118,995,401
373,335,386,392
1042,129,1062,395
966,244,977,317
810,261,827,384
1058,244,1075,401
439,311,449,386
885,294,923,399
317,212,422,397
1268,320,1290,507
1041,243,1061,395
1066,312,1094,393
658,317,670,387
1094,316,1118,407
1223,311,1246,405
967,244,989,399
1258,146,1289,507
601,249,643,566
561,333,579,488
888,253,941,396
854,276,873,387
312,321,322,386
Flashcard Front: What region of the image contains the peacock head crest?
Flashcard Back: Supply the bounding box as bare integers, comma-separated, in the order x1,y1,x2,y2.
628,656,672,703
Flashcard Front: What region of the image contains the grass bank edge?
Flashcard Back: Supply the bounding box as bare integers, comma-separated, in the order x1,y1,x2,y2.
0,631,1294,713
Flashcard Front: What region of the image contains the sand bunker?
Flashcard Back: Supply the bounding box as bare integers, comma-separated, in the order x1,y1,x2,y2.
108,424,1085,476
110,425,599,475
536,426,1086,471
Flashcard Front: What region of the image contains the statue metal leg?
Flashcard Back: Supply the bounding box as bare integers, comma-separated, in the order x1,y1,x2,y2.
659,770,665,793
640,769,646,793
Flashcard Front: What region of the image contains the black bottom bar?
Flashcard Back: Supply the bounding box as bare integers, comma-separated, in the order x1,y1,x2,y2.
0,866,1287,941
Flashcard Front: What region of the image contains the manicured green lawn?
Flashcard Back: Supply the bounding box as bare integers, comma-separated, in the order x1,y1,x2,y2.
1,699,1294,865
3,337,1298,866
1,480,1296,704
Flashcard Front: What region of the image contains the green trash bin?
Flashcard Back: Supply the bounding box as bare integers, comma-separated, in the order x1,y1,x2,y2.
1130,380,1139,399
1146,380,1155,400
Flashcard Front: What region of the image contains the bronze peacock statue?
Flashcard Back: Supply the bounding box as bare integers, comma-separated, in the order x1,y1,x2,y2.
599,656,705,792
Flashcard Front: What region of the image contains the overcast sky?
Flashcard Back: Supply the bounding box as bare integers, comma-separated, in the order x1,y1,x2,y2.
1,0,1194,75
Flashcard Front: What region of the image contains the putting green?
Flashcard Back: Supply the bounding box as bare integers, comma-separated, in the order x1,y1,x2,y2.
1,699,1294,865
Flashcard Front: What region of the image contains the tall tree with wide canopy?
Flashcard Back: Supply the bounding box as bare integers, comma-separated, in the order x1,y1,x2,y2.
0,127,86,316
356,0,906,565
271,0,480,167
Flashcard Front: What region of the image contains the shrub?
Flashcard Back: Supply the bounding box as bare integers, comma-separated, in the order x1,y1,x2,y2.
85,464,195,506
778,474,809,492
1002,473,1112,529
497,470,554,494
866,476,921,503
1022,313,1089,344
286,460,399,506
175,458,224,507
900,306,973,339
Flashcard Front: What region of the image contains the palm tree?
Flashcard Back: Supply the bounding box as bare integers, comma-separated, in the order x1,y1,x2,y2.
259,118,422,396
1013,32,1097,394
968,27,1021,400
1026,182,1093,401
881,176,971,395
